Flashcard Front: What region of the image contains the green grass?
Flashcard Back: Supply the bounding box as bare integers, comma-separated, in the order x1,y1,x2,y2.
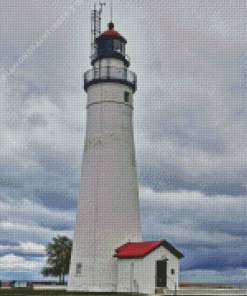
0,289,145,296
0,288,246,296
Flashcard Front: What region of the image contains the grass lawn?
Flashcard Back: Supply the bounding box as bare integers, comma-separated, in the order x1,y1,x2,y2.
0,290,202,296
0,289,145,296
0,289,247,296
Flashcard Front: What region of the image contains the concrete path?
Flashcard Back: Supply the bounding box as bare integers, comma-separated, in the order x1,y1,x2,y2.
151,288,247,295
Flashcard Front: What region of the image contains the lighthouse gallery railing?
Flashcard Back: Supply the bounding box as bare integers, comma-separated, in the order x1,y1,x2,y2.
84,66,137,92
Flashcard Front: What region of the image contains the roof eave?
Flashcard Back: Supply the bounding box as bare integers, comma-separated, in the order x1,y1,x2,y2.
114,240,184,259
96,34,127,43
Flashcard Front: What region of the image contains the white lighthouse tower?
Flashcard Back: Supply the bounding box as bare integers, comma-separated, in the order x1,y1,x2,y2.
68,4,142,292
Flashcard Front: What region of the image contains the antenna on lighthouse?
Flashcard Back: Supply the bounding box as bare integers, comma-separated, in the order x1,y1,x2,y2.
99,2,106,34
110,0,113,23
90,2,106,60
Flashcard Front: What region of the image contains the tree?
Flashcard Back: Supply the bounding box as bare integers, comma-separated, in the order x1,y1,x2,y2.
41,236,73,284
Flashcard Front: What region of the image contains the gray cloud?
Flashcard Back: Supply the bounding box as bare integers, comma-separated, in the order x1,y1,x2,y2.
139,189,247,272
138,162,247,196
0,177,23,189
33,188,77,210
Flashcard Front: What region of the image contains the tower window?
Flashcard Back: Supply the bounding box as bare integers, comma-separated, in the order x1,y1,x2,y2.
124,91,130,103
76,263,82,275
114,39,121,50
171,269,175,275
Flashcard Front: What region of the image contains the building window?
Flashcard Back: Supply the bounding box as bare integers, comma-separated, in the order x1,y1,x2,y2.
114,39,121,52
124,91,130,103
76,263,82,275
171,269,175,275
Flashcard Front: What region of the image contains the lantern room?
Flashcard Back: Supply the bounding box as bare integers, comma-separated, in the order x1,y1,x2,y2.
91,22,130,67
84,21,136,93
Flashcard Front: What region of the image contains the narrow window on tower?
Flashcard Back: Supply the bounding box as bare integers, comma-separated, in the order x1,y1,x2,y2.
76,263,82,275
171,269,175,275
114,39,121,52
124,91,130,103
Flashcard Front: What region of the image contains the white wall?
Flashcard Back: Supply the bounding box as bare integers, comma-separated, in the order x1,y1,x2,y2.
117,245,179,294
87,82,133,107
94,58,125,68
33,285,66,290
68,81,142,292
13,282,27,288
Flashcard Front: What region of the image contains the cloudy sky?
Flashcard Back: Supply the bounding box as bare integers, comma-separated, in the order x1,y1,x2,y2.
1,0,247,285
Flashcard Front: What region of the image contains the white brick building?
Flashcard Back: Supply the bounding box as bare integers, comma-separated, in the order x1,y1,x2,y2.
115,240,184,294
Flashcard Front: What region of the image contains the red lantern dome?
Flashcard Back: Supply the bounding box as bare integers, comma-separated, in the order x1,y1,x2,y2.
99,22,127,43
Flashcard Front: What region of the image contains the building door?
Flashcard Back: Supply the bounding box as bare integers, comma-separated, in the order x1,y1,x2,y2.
156,260,167,287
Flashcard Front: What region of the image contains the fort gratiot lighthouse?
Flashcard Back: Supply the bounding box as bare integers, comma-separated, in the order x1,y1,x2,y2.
68,4,142,292
68,4,183,294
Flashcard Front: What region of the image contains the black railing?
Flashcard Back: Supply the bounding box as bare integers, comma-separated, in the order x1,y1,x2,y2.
84,66,137,92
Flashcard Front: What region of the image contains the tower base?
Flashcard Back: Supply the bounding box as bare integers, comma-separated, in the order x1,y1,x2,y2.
67,256,118,292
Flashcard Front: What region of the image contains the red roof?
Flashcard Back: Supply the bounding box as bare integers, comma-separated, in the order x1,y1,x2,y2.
100,29,123,38
99,23,126,42
115,241,162,257
114,240,184,259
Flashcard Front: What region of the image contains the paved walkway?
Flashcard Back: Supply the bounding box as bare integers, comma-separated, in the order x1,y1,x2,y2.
151,288,247,295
